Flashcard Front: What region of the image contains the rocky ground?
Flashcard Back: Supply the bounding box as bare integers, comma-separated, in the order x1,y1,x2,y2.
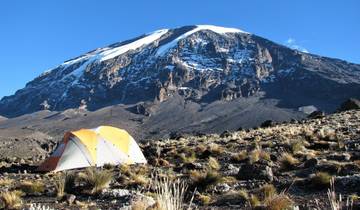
0,109,360,209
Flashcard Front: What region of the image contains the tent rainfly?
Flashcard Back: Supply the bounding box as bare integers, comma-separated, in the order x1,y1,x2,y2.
38,126,147,172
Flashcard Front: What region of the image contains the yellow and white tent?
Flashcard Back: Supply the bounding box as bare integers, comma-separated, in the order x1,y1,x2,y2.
38,126,147,172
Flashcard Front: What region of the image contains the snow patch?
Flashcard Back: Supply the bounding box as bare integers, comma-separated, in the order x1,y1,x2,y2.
298,105,318,114
99,29,168,61
178,87,190,90
157,25,247,56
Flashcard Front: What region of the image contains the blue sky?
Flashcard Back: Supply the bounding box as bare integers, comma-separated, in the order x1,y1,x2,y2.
0,0,359,98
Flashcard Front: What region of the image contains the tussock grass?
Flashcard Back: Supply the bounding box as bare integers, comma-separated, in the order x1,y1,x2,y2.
279,153,300,170
208,143,224,156
264,193,293,210
198,193,212,205
18,181,45,195
249,194,261,208
231,150,247,162
207,157,221,171
54,173,76,198
180,152,196,164
261,184,277,200
78,167,113,194
291,140,306,153
249,149,271,164
189,170,221,191
154,176,192,210
311,172,332,189
54,176,65,198
0,178,13,187
0,190,23,209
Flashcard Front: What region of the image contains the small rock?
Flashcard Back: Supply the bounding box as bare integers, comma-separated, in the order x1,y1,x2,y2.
66,194,76,205
183,162,203,170
237,163,273,182
224,164,240,176
260,120,275,128
102,189,131,198
130,194,156,209
304,158,318,168
220,130,231,138
339,164,360,176
308,111,325,119
327,153,351,161
214,183,231,193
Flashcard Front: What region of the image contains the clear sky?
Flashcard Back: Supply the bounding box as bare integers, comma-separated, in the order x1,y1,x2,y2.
0,0,359,98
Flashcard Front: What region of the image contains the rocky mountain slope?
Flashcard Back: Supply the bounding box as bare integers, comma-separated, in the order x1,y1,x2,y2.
1,25,360,119
0,110,359,209
0,25,360,141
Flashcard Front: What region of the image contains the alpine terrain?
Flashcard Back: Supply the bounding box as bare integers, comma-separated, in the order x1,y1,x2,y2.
0,25,360,140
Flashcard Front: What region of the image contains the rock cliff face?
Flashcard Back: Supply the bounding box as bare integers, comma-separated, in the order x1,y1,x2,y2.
1,25,360,118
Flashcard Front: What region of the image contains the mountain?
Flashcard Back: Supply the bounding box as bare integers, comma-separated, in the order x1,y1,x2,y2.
0,25,360,139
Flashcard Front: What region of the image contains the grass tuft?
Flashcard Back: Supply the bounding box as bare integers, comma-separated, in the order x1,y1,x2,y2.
0,178,13,187
78,167,113,195
0,190,23,209
311,172,332,189
279,153,300,170
261,184,277,200
189,170,221,191
18,181,45,195
154,176,192,210
264,193,293,210
231,150,247,162
207,157,221,171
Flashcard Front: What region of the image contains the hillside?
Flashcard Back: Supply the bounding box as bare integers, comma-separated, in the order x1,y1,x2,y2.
0,110,359,209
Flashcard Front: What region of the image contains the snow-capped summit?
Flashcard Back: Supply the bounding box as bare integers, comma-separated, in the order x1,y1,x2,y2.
1,25,360,117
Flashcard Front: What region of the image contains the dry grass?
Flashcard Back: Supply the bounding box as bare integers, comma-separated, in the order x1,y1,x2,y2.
311,172,332,189
54,176,65,198
0,191,23,209
207,157,221,171
154,176,192,210
208,143,225,156
264,193,293,210
291,140,306,154
248,194,260,207
231,150,247,162
220,176,238,185
189,170,221,191
18,181,45,195
54,173,76,198
249,149,271,164
198,194,212,205
131,174,150,187
180,152,196,164
0,178,13,187
78,167,113,194
327,178,341,210
261,184,277,200
279,153,300,170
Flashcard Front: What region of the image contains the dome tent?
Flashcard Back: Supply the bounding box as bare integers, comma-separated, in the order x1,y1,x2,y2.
38,126,147,172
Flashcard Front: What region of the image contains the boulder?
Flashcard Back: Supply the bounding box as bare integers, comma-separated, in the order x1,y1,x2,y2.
338,98,360,112
308,111,325,119
237,163,273,182
304,158,318,168
260,120,275,128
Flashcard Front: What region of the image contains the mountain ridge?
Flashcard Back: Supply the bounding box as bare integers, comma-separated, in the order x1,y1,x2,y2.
1,25,360,123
